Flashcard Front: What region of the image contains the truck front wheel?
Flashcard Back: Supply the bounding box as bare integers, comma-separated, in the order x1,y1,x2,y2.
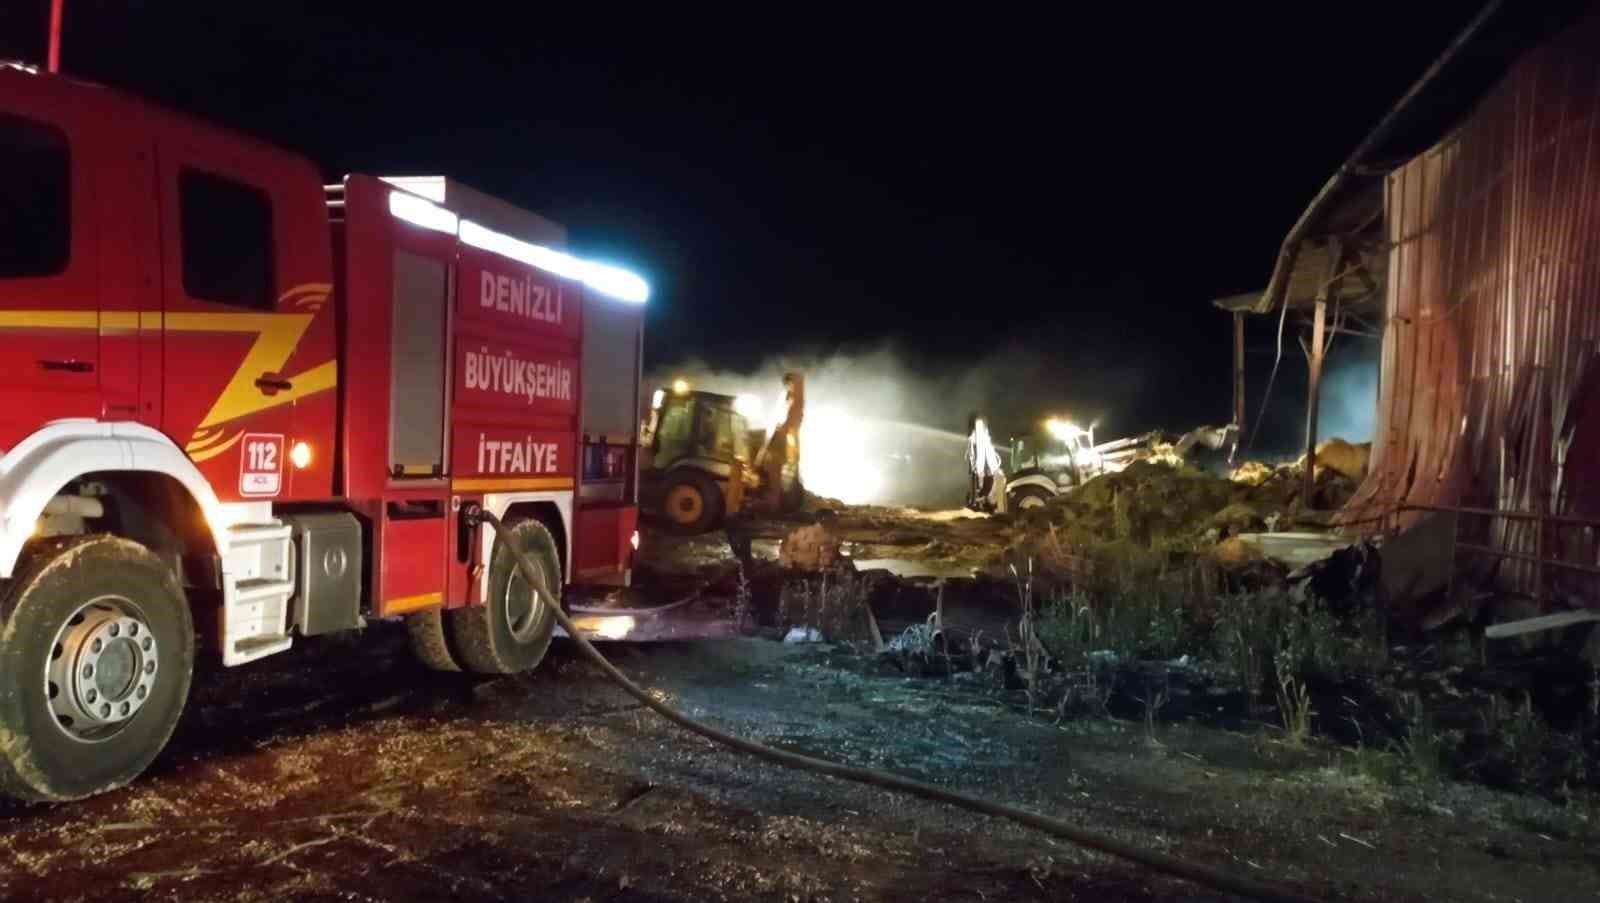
448,519,560,675
0,535,194,802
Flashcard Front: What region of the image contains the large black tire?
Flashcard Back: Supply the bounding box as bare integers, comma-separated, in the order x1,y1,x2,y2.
1010,485,1053,511
447,519,560,675
662,470,724,534
0,535,194,802
405,609,461,672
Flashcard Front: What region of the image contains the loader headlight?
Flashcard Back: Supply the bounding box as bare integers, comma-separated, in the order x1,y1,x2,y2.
1045,418,1083,442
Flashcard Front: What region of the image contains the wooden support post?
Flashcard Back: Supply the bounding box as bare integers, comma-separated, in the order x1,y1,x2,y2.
1303,298,1326,506
1232,311,1246,435
1303,238,1344,508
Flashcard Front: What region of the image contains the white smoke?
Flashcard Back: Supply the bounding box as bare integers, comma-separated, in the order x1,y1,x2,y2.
1316,339,1379,445
648,346,974,506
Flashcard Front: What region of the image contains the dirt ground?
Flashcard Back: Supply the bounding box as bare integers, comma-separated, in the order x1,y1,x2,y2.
1,508,1595,902
0,622,1593,901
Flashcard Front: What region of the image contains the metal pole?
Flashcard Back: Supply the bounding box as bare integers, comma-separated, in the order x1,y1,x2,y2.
1233,311,1246,434
1303,296,1326,505
47,0,63,73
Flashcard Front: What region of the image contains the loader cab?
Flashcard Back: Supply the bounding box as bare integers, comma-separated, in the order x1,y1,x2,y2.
1010,430,1092,486
1007,421,1101,509
645,387,755,472
639,385,762,533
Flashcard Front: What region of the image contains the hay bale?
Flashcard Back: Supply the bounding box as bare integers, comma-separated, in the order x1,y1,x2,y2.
1211,502,1265,536
1315,438,1369,483
1230,460,1274,486
1211,536,1263,567
779,522,841,570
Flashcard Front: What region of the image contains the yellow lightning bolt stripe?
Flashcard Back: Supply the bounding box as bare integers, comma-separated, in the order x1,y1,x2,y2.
281,283,331,301
100,312,139,332
0,295,339,447
0,311,98,329
161,311,326,431
186,429,228,453
188,430,245,463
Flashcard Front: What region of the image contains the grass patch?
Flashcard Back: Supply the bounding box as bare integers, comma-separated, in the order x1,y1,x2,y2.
779,572,870,643
1035,583,1191,669
1276,661,1313,746
1501,793,1595,840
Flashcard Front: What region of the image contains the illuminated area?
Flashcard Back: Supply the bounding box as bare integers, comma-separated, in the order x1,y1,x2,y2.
734,394,764,419
570,614,636,640
459,220,650,304
387,190,459,234
672,379,691,395
383,197,649,303
580,259,651,305
797,404,885,505
1044,417,1083,442
289,441,312,469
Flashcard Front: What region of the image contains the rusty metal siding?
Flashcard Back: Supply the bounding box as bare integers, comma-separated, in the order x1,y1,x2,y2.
1344,10,1600,610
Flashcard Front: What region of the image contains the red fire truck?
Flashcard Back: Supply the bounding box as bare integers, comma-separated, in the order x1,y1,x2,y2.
0,63,645,801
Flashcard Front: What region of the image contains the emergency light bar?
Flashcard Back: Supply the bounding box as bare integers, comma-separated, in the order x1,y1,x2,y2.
387,190,458,235
386,189,650,304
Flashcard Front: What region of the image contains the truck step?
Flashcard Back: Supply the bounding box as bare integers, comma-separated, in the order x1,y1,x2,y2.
228,523,293,545
233,578,296,602
222,519,297,666
231,635,291,657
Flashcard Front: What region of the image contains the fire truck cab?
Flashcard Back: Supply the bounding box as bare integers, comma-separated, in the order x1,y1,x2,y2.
0,63,645,801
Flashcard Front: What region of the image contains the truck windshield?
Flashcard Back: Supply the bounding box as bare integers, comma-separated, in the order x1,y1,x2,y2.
0,114,69,278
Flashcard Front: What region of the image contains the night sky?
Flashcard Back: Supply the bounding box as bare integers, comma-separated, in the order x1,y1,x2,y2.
5,2,1483,449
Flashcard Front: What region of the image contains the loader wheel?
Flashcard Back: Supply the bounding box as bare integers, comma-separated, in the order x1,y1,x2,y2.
663,471,724,534
0,535,193,802
448,519,560,675
1011,486,1053,510
405,609,461,672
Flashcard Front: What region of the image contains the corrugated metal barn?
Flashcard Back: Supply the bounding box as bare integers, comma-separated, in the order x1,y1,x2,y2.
1227,2,1600,627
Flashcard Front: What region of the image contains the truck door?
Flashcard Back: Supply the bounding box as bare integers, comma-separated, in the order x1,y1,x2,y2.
379,245,452,615
93,136,162,426
0,107,101,446
156,153,296,501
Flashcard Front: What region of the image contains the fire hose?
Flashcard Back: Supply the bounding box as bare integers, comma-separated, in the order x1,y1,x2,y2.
468,507,1320,903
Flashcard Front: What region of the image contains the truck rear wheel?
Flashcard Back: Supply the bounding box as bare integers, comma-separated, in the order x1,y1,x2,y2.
663,471,723,534
448,519,560,675
0,535,194,802
405,609,461,672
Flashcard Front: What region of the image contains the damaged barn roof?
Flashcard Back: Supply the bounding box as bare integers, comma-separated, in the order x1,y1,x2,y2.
1217,0,1596,316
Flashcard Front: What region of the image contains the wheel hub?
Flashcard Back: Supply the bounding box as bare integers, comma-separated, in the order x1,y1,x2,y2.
504,563,547,643
47,600,158,741
667,485,703,524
